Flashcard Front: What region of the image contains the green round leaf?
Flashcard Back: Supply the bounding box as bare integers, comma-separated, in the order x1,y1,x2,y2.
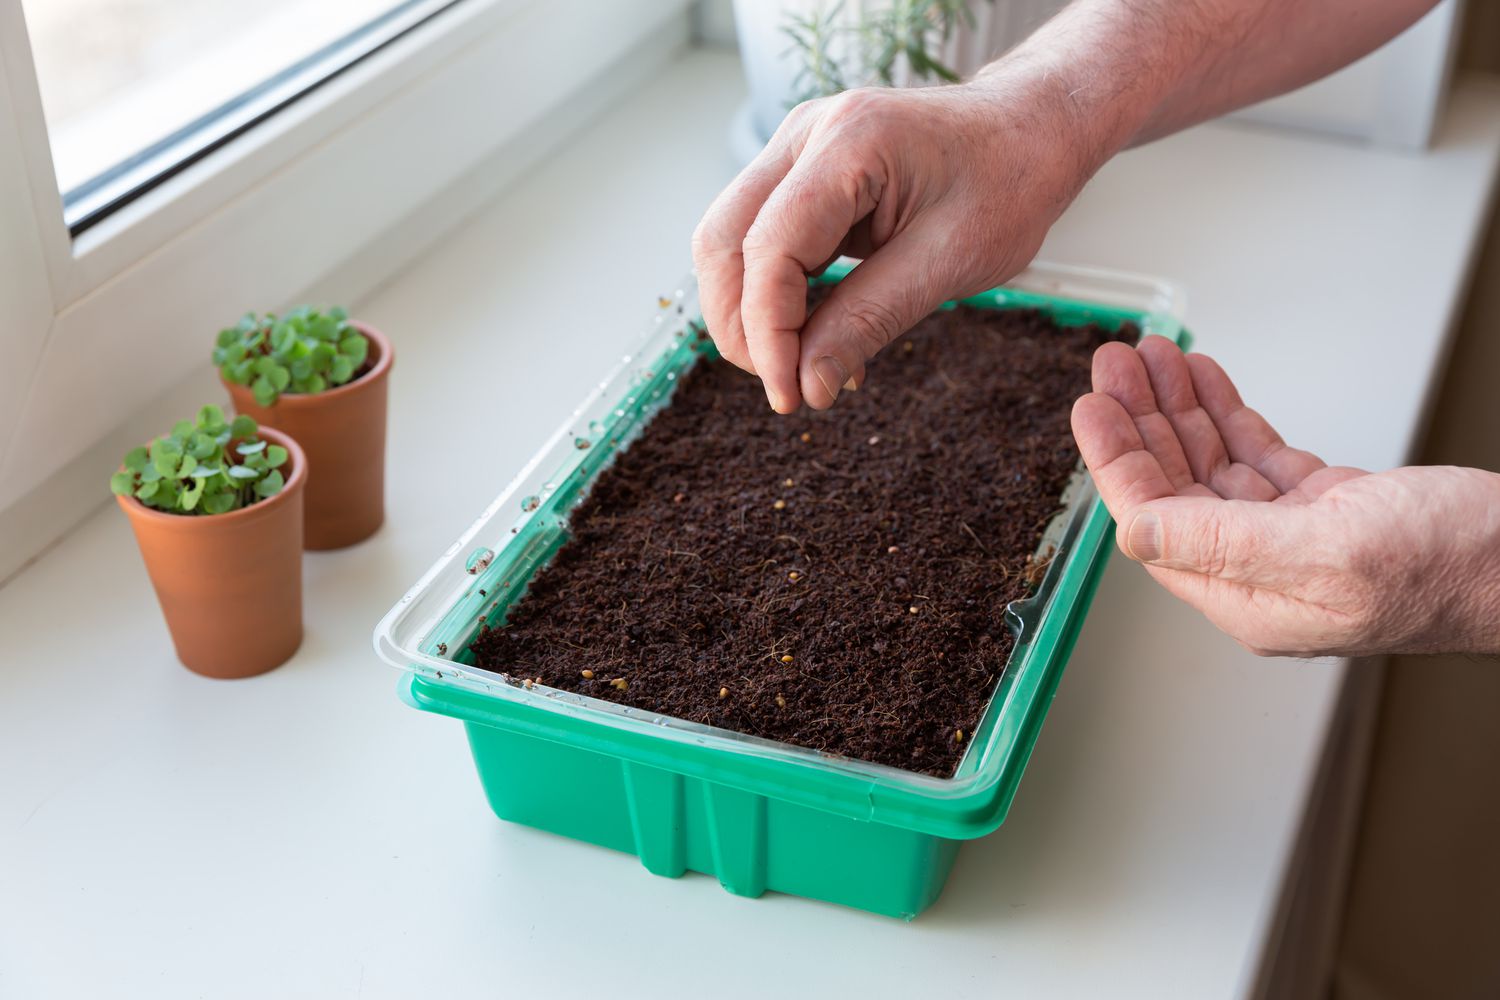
181,478,205,511
253,469,285,497
236,439,267,455
152,448,181,477
110,471,136,495
197,404,225,430
230,414,257,438
124,446,149,472
304,373,326,394
338,334,368,367
202,492,236,515
252,375,277,407
269,365,291,392
329,356,354,385
216,328,239,348
171,419,195,438
135,480,160,500
265,445,288,468
229,360,254,385
227,465,260,480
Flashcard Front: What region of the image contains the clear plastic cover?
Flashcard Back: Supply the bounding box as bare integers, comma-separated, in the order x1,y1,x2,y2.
373,260,1186,794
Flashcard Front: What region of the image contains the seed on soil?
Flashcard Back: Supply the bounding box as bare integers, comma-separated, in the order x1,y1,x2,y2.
776,695,786,708
868,435,881,446
581,669,595,679
783,478,795,487
657,296,671,308
772,499,786,510
611,677,628,691
522,679,534,689
673,492,686,503
887,545,900,554
719,686,729,699
799,432,811,443
955,729,964,743
903,341,914,354
787,571,800,581
908,606,919,614
780,654,794,664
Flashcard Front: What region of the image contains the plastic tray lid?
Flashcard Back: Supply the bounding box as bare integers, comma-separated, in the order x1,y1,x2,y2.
375,259,1188,839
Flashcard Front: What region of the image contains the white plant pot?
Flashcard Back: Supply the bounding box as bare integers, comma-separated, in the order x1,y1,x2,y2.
729,0,1065,162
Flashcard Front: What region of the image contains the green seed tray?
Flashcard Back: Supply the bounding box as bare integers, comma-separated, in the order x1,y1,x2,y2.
374,260,1188,918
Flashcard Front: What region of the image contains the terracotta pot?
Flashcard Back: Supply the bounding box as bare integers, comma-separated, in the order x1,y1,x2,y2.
118,426,306,679
222,321,393,550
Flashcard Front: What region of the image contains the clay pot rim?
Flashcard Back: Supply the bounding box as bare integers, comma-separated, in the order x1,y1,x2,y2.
115,425,307,529
220,321,393,410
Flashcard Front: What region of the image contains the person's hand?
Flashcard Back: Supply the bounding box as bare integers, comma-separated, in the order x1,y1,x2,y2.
692,77,1101,413
1071,337,1500,657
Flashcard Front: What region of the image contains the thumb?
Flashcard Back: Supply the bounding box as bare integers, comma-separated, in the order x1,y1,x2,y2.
795,233,952,409
1120,496,1304,583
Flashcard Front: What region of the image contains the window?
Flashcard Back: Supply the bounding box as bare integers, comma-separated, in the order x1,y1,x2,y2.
22,0,459,234
0,0,690,580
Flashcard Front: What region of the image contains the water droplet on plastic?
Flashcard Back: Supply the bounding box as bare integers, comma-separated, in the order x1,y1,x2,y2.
666,371,677,381
520,495,540,512
466,548,494,574
588,420,604,435
621,354,633,364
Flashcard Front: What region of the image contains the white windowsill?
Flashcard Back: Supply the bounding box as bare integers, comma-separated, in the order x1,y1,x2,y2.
1,50,1499,999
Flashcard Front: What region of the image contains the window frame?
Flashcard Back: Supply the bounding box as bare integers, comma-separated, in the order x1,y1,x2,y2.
0,0,693,574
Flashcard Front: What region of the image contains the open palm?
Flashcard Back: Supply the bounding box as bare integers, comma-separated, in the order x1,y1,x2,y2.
1070,338,1500,657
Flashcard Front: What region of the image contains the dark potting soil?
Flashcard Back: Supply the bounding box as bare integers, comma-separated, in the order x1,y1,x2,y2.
469,299,1137,777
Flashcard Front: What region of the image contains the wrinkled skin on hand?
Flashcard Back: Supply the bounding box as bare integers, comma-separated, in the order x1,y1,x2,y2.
1071,337,1500,658
692,81,1088,413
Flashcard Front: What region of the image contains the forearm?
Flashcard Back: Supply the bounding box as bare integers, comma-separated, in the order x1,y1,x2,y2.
970,0,1441,173
1425,468,1500,656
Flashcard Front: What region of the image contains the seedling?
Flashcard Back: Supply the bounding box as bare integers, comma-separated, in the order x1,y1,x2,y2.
784,0,995,104
214,305,369,406
110,406,286,515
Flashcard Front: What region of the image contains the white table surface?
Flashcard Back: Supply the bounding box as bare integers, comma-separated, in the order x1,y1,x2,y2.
3,51,1498,1000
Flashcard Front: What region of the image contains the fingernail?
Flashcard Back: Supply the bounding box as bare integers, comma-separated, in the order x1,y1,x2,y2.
812,356,850,403
1125,511,1162,562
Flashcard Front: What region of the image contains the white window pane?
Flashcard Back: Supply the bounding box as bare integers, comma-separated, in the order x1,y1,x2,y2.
21,0,446,228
